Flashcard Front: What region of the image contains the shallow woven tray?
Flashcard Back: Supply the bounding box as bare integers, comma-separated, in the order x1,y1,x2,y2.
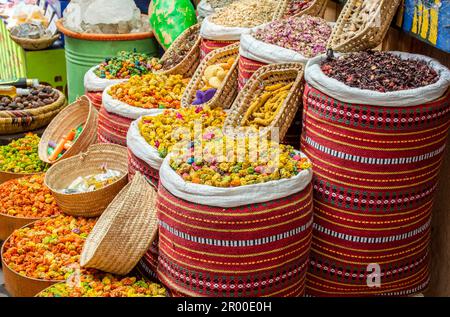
0,171,43,185
327,0,402,52
158,23,201,78
10,33,60,51
0,89,66,135
224,63,304,141
181,42,239,109
274,0,328,19
1,221,61,297
38,95,98,164
44,143,128,217
80,172,158,275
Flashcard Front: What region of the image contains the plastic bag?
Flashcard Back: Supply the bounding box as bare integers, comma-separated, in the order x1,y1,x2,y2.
149,0,197,50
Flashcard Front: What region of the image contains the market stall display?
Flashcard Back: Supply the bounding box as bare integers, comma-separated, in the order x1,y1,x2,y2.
80,173,158,275
127,106,227,188
44,144,128,217
225,63,304,142
37,271,167,297
0,86,66,135
100,73,189,146
196,0,237,21
199,0,277,58
38,96,98,164
0,174,61,240
181,43,239,109
149,0,197,50
1,215,97,297
9,23,60,51
0,133,49,184
274,0,328,19
301,51,450,296
156,137,313,296
238,15,331,90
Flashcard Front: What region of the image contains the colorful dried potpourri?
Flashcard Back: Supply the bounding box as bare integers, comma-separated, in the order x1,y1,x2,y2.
0,133,49,173
253,16,331,58
170,136,312,187
0,174,61,218
2,215,97,280
321,51,440,92
206,0,237,10
108,74,189,109
94,51,154,79
210,0,276,27
284,0,314,16
139,106,227,158
38,270,167,297
157,28,200,70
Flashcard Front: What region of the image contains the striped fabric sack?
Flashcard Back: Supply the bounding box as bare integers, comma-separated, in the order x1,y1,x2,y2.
128,149,159,188
136,240,160,281
237,55,266,91
301,53,450,296
155,155,314,297
98,105,133,146
200,38,237,60
85,91,103,111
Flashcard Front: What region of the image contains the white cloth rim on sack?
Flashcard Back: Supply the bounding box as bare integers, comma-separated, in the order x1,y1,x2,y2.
127,117,165,170
200,16,251,41
305,51,450,107
102,84,165,120
83,66,128,92
159,153,313,208
197,0,215,20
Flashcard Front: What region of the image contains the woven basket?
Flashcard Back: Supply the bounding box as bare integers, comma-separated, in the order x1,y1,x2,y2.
10,33,60,51
80,172,158,275
181,42,239,109
38,96,98,164
0,89,66,135
224,63,304,141
158,23,201,78
0,171,43,185
327,0,402,52
1,221,60,297
274,0,328,19
44,143,129,217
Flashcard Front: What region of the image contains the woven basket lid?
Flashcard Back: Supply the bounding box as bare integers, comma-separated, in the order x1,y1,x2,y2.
80,172,158,275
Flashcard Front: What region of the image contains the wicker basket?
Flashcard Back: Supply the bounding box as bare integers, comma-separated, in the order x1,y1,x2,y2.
0,89,66,135
158,23,201,78
39,96,98,164
0,171,43,185
0,212,41,242
224,63,304,142
10,33,60,51
80,172,158,275
181,42,239,109
274,0,329,19
44,143,129,217
1,221,60,297
327,0,402,52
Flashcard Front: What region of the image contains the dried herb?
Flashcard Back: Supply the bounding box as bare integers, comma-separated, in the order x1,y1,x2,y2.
321,51,439,92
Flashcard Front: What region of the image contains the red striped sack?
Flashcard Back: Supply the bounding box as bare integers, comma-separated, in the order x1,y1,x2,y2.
128,149,159,189
157,183,313,297
136,239,160,281
85,91,103,111
301,83,450,296
98,105,132,146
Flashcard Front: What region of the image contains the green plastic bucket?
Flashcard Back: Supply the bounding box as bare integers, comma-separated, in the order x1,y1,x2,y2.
57,20,158,103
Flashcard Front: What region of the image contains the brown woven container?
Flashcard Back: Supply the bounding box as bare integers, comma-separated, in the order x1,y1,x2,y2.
0,213,41,241
327,0,402,52
224,63,304,141
274,0,328,19
1,222,60,297
44,143,128,217
181,42,239,109
38,96,98,164
10,33,60,51
0,89,66,135
80,172,158,275
158,23,201,78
